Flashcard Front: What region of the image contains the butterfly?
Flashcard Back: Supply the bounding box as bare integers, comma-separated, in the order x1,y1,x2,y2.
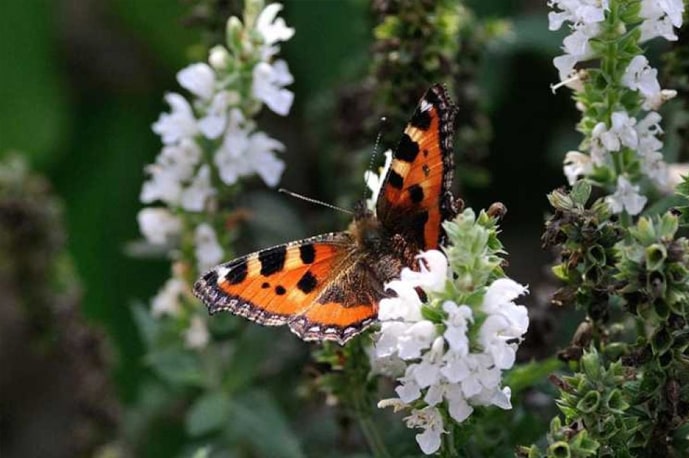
193,84,459,344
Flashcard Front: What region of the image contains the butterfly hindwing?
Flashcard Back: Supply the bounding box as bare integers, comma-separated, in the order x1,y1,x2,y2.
376,84,458,250
193,233,379,344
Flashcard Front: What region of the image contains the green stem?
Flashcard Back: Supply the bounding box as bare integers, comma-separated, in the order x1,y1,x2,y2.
351,386,391,458
439,422,459,458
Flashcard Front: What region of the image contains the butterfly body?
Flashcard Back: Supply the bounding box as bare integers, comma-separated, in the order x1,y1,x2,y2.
194,84,459,344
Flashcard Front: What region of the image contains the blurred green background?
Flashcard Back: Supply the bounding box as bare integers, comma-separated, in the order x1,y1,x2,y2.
1,0,584,455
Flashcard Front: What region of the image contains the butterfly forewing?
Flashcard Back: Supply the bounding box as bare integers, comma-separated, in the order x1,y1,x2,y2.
376,84,458,250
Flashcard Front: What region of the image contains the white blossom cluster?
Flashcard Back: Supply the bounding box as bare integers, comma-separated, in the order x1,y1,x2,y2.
550,0,684,215
137,2,294,348
373,250,529,455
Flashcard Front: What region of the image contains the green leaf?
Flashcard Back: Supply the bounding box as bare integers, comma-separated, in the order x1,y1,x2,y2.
131,302,159,346
147,348,205,387
504,358,562,394
571,180,592,207
186,391,232,437
226,390,305,458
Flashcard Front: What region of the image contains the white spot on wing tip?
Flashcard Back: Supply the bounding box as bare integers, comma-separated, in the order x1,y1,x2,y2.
420,100,432,112
216,267,230,282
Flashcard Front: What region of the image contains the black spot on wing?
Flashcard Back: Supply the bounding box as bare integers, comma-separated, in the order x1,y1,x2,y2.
408,184,424,204
299,244,316,264
259,245,286,276
410,107,432,130
388,169,404,189
275,285,286,295
297,271,318,294
396,134,420,162
261,282,270,289
410,210,429,245
226,260,248,285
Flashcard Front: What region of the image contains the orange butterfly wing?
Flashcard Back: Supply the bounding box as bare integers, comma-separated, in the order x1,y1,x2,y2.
193,233,379,344
376,84,458,250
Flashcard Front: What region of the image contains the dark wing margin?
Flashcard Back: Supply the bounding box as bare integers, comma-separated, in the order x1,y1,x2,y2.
376,84,459,250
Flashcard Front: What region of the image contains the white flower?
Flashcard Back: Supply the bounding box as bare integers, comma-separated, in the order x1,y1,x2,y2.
642,151,669,189
194,223,224,272
605,175,648,215
180,165,215,212
548,0,609,31
397,320,438,360
214,113,286,187
177,63,216,101
482,278,528,313
151,277,186,318
137,207,182,245
152,93,199,145
442,301,473,354
185,316,210,349
640,0,684,42
553,23,599,81
378,281,424,322
424,379,474,423
400,250,449,293
255,3,295,59
591,111,638,153
364,149,393,210
198,91,232,139
252,60,294,116
404,406,444,455
563,151,593,184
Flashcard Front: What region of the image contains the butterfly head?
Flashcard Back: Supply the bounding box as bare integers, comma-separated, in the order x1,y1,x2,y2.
350,200,386,251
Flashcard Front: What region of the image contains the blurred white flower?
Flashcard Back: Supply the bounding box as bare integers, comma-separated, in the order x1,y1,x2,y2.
252,60,294,116
151,277,186,318
194,223,224,272
185,316,210,349
364,150,393,210
563,151,593,184
177,63,216,101
605,175,647,215
255,3,295,59
198,91,232,139
214,125,286,187
180,165,215,212
137,207,182,245
152,93,199,145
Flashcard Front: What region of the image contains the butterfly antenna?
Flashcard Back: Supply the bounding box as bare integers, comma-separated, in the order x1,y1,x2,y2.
279,188,353,215
362,116,387,202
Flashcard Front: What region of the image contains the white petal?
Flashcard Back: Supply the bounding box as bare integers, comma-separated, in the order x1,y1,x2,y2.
177,63,216,100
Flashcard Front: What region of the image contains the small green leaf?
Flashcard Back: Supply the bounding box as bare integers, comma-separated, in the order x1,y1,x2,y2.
131,302,159,346
571,180,592,207
146,348,205,387
226,390,305,458
186,391,232,437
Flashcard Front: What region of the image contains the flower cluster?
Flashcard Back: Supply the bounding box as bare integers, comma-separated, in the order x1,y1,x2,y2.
373,209,529,455
137,0,294,347
550,0,684,216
